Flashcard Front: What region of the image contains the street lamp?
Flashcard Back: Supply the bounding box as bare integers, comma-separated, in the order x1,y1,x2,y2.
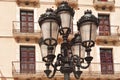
38,1,98,80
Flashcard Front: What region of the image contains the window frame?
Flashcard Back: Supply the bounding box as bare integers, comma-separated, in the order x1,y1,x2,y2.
20,45,36,73
20,9,34,33
100,48,114,74
98,13,111,36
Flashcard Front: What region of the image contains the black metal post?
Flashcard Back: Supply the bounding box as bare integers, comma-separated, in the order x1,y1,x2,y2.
64,73,70,80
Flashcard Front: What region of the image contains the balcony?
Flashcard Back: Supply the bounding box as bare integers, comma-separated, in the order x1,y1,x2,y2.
96,25,120,46
16,0,40,7
12,61,120,80
81,63,120,80
12,61,43,79
12,21,42,43
55,0,78,9
93,0,115,11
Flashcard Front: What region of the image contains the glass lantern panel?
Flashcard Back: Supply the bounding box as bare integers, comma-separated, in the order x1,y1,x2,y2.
59,12,73,33
52,21,59,40
72,44,81,56
40,44,48,58
40,44,56,58
80,22,97,42
72,46,86,57
81,46,86,58
41,20,59,42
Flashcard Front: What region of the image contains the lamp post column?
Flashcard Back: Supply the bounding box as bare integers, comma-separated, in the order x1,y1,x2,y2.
64,73,70,80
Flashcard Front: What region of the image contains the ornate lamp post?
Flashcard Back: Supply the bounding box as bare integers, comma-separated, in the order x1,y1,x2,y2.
38,1,98,80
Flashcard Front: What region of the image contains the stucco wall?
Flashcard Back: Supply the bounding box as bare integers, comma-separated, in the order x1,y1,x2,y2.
0,2,16,36
0,0,120,79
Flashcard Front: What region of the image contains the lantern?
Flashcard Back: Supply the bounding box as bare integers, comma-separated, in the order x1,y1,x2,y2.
56,1,75,35
77,10,98,48
38,8,61,62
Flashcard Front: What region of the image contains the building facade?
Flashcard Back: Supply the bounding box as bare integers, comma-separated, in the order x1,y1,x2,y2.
0,0,120,80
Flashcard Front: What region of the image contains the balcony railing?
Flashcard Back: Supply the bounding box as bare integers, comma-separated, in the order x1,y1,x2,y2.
12,21,41,43
12,61,45,79
93,0,115,11
96,25,120,45
12,61,120,79
81,63,120,79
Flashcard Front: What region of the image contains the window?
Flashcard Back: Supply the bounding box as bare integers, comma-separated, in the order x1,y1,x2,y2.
20,10,34,33
101,0,107,1
20,46,35,73
98,0,107,1
98,14,110,36
100,48,114,74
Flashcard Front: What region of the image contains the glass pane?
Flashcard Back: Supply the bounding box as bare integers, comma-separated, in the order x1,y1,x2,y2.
29,64,35,73
21,47,27,50
108,64,113,70
104,20,109,25
28,16,33,21
29,58,35,62
81,46,85,58
21,22,27,26
40,44,56,60
59,12,72,29
28,12,33,15
41,22,50,39
80,22,97,42
72,45,80,56
21,52,27,57
99,25,104,31
21,16,27,21
21,58,27,62
28,22,33,26
101,0,107,2
40,44,48,58
21,28,27,32
28,27,33,30
52,22,59,40
29,53,35,57
41,21,59,40
21,12,27,15
28,47,34,51
29,64,35,69
101,65,107,74
21,64,27,69
99,20,103,24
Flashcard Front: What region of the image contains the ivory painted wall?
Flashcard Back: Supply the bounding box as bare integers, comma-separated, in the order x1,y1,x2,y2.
0,0,120,79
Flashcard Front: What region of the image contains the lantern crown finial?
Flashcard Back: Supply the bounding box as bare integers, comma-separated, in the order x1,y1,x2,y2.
77,10,99,30
55,1,75,17
38,8,61,27
84,10,92,14
46,8,54,12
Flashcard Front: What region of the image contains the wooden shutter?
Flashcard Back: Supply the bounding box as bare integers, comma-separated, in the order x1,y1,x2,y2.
100,48,114,74
98,14,110,36
20,46,35,73
20,10,34,33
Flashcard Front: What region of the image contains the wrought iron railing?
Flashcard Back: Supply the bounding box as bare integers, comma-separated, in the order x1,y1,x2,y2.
0,70,6,80
12,61,44,75
81,63,120,79
12,21,41,34
12,61,120,78
97,25,120,36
